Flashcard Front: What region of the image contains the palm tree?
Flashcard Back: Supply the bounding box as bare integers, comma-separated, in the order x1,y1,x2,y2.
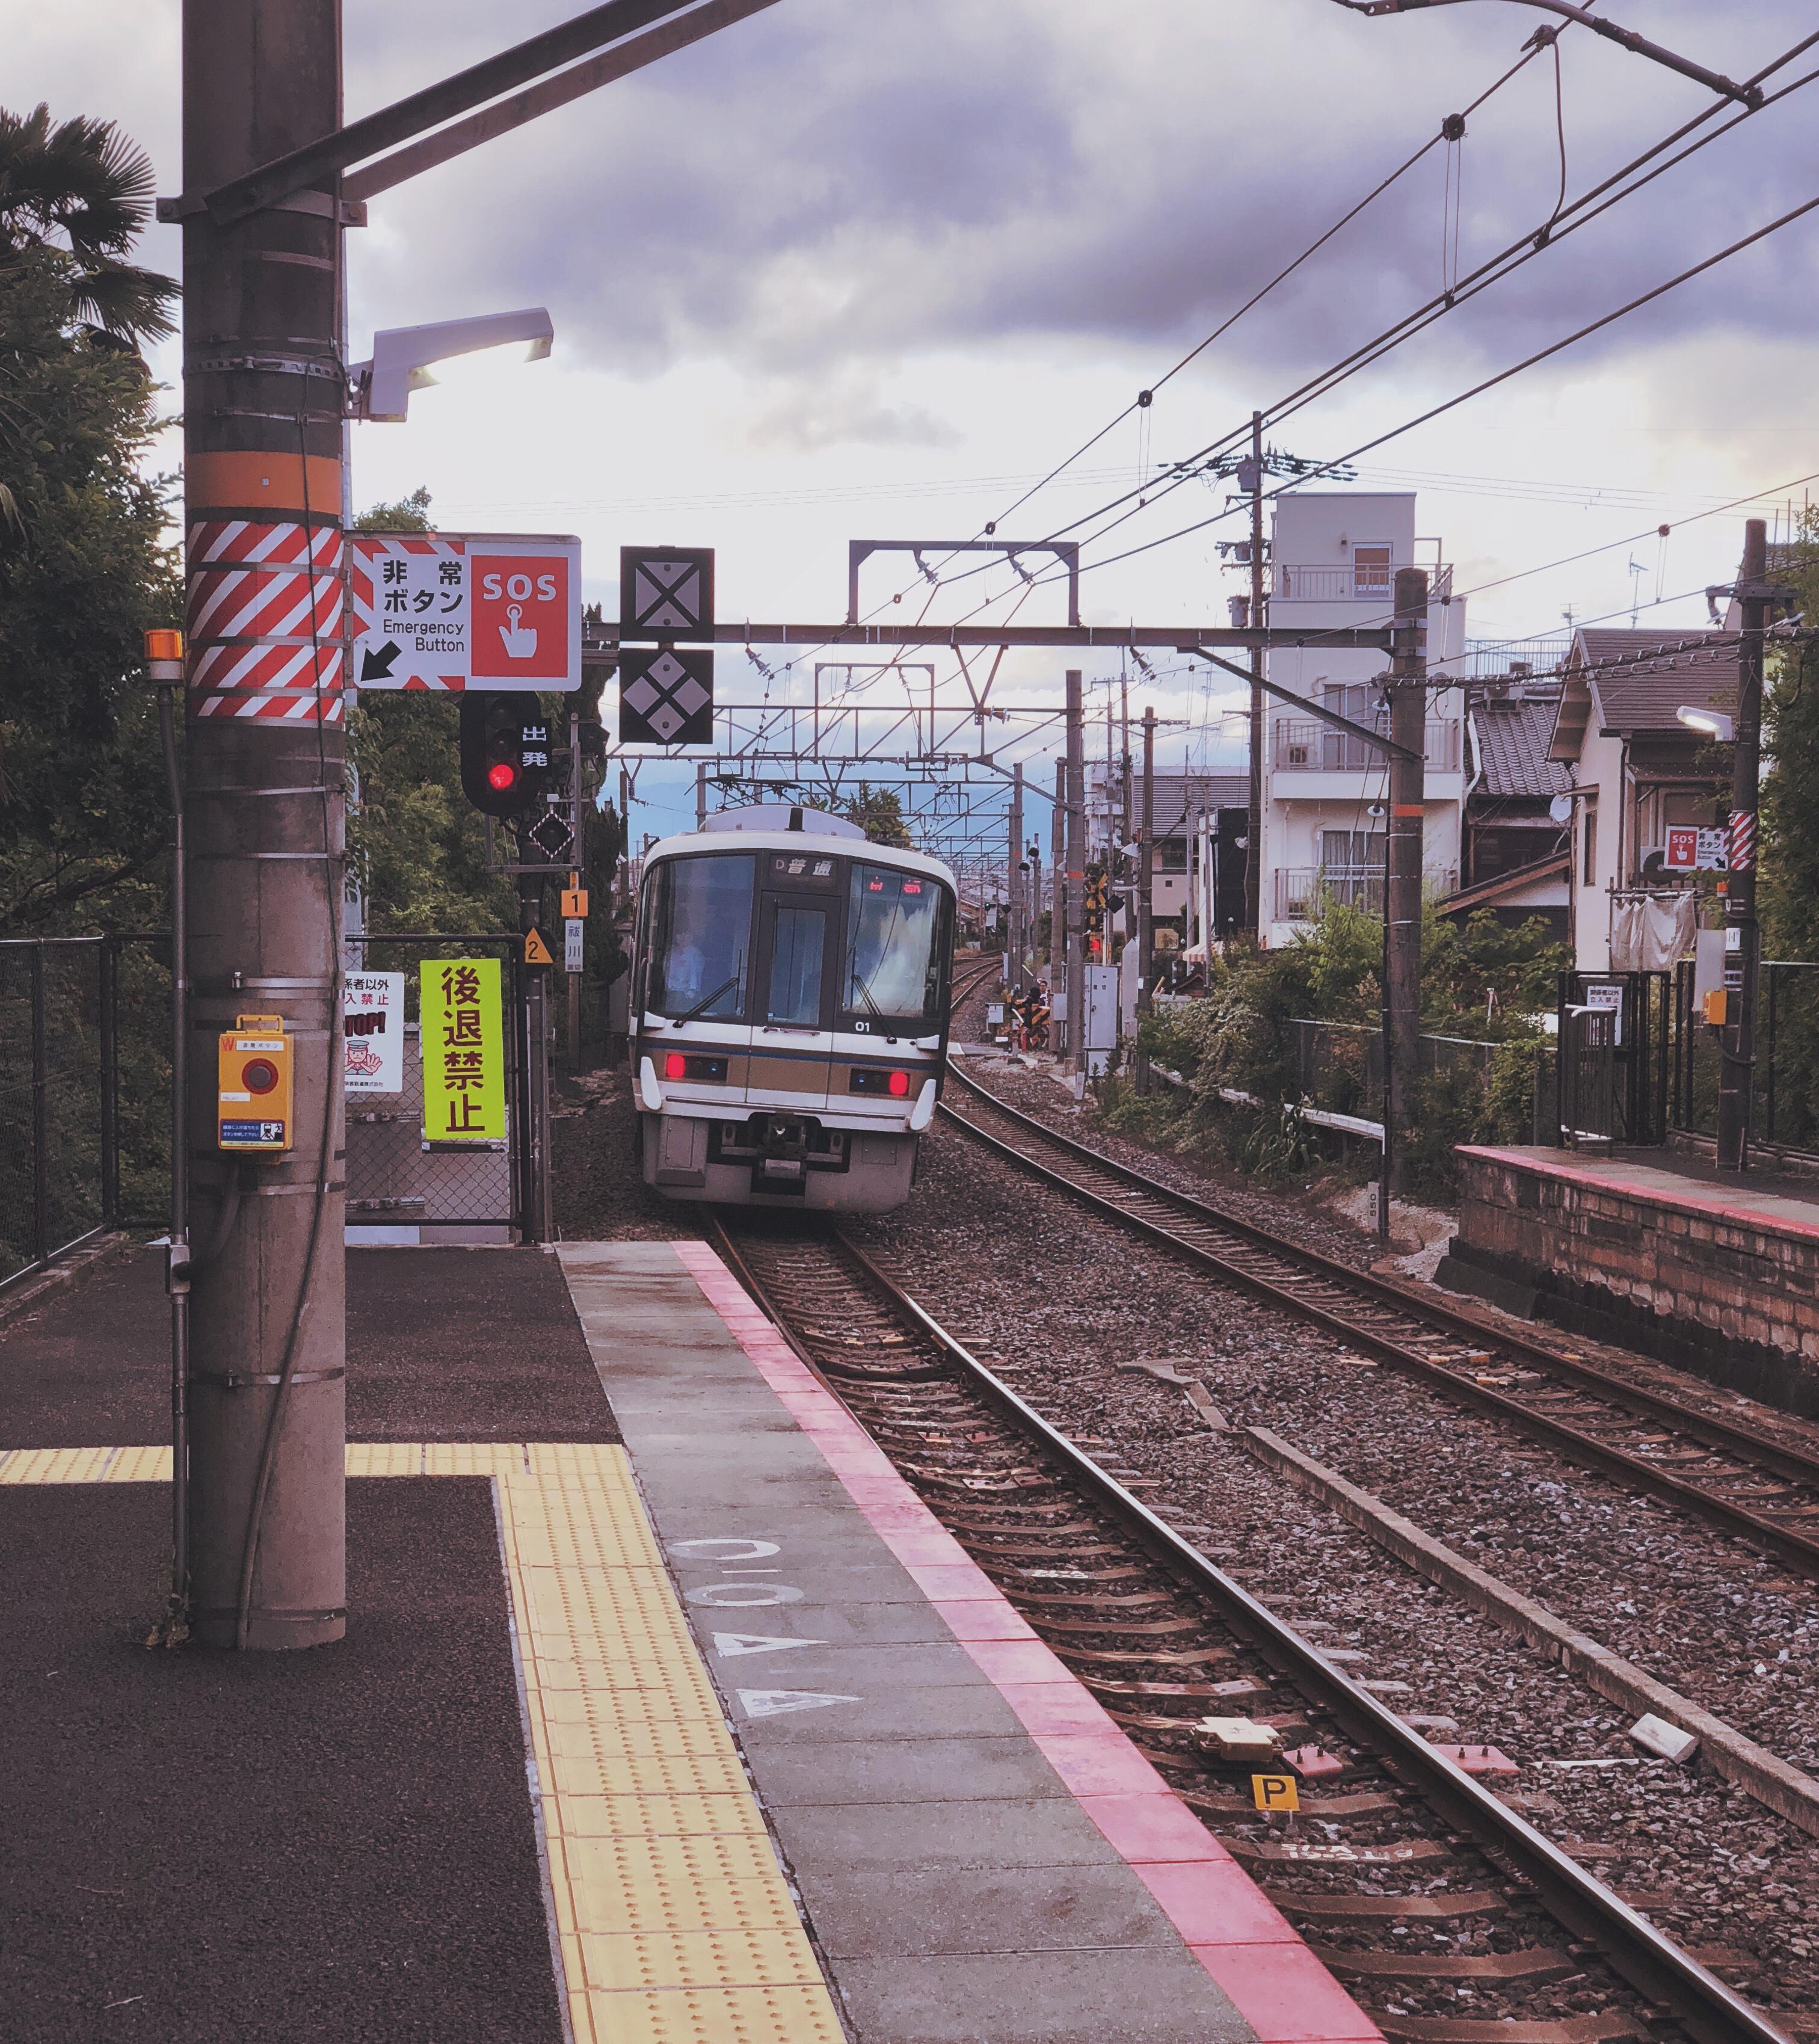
0,102,177,346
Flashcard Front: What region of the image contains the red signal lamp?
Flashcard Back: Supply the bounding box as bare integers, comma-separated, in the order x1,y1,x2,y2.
487,760,518,792
887,1070,910,1098
663,1051,687,1080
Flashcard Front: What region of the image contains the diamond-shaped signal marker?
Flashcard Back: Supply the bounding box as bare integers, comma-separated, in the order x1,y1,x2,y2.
525,811,575,863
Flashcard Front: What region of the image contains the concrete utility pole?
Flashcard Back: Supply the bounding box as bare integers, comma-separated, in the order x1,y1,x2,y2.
1065,670,1087,1079
181,0,346,1649
1385,566,1429,1202
695,760,708,831
1717,517,1769,1172
1009,763,1024,975
1246,410,1266,935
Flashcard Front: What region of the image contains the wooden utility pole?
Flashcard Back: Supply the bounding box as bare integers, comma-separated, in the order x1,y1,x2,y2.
1050,759,1065,1000
1245,410,1266,935
1385,567,1429,1202
1717,517,1769,1171
1134,705,1157,1093
181,0,346,1649
1009,762,1024,976
1065,670,1086,1077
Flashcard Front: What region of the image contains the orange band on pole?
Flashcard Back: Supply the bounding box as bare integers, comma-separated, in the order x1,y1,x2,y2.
188,451,342,517
1393,804,1424,817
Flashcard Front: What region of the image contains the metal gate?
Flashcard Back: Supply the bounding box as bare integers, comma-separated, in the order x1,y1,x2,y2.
344,935,543,1243
1555,970,1670,1148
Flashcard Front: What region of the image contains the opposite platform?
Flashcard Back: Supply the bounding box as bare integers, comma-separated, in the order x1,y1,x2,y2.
561,1239,1382,2044
1449,1144,1819,1411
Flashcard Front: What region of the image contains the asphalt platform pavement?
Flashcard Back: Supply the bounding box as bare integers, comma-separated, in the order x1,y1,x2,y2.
1,1242,611,2043
1,1476,560,2043
0,1242,618,1447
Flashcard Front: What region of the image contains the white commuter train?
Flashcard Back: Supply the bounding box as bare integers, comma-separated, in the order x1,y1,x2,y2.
630,805,958,1213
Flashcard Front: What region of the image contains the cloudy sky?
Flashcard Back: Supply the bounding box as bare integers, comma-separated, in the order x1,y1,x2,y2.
13,0,1819,843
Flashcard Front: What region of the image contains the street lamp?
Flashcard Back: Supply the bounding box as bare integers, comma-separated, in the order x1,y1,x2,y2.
1325,1,1763,108
1677,706,1735,742
348,307,555,422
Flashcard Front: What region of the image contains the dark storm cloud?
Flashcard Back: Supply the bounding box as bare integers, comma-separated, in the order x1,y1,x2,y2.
349,0,1819,405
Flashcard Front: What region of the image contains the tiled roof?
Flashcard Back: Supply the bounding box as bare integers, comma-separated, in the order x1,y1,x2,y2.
1090,771,1248,837
1577,629,1740,733
1471,695,1571,798
1548,628,1740,759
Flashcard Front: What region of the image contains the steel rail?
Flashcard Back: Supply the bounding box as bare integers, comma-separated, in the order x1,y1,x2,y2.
707,1214,1790,2044
940,1061,1819,1577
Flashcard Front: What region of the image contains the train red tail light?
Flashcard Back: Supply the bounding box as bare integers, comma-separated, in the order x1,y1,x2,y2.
887,1070,910,1097
663,1051,686,1080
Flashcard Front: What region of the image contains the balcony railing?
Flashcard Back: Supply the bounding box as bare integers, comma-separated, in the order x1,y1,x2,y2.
1275,867,1458,921
1272,716,1461,774
1270,562,1453,603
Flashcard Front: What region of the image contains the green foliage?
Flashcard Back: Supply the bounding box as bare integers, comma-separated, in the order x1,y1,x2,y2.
0,253,177,931
1091,901,1563,1195
1762,509,1819,965
0,102,177,345
844,783,913,848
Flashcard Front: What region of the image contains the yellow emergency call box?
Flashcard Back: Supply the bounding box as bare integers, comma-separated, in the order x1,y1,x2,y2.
217,1014,295,1153
1702,988,1728,1028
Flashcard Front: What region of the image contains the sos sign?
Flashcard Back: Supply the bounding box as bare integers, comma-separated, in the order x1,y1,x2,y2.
471,542,579,687
351,531,582,692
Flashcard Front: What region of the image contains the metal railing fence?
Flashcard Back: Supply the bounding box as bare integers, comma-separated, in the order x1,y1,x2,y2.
0,935,171,1290
1271,716,1462,774
1674,958,1819,1160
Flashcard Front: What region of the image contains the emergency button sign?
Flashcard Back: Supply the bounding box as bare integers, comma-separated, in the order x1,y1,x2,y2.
352,529,581,691
472,549,575,684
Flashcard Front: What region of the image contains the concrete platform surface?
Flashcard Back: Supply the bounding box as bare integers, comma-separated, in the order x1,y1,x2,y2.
561,1239,1382,2044
2,1237,1381,2044
1461,1144,1819,1239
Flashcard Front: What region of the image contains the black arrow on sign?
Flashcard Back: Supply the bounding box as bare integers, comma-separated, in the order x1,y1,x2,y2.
360,640,402,680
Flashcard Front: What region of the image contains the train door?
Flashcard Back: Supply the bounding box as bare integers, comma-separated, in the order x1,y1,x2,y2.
749,851,840,1109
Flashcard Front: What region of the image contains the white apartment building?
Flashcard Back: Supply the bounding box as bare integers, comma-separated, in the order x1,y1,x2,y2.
1258,492,1468,949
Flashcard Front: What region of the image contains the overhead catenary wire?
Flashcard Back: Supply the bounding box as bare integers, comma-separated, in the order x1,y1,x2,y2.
918,25,1819,611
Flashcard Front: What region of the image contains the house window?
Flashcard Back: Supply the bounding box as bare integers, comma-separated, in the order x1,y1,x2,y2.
1352,543,1392,597
1583,802,1598,886
1319,830,1385,910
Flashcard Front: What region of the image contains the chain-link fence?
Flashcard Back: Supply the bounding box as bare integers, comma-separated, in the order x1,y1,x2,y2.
0,935,171,1290
1287,1016,1556,1148
345,935,525,1237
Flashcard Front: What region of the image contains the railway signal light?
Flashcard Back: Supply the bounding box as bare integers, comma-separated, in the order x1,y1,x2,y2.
459,691,553,818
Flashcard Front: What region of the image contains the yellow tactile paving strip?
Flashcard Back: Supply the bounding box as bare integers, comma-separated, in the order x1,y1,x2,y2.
2,1441,845,2044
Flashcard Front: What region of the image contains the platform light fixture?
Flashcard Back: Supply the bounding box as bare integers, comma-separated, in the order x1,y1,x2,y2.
1677,705,1735,741
349,307,555,422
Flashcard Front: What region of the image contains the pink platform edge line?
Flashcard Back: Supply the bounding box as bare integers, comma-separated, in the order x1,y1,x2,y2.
669,1239,1383,2044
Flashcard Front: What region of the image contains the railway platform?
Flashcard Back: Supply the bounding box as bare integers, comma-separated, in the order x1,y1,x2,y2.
0,1237,1380,2044
1444,1144,1819,1415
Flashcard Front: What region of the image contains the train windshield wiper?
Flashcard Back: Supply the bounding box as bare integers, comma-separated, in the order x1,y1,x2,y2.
847,971,883,1018
673,974,740,1023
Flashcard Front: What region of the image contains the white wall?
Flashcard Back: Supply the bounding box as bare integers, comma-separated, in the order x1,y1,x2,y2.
1261,492,1466,947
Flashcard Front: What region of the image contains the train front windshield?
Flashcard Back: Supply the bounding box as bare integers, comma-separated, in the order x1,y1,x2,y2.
646,854,754,1020
643,849,952,1030
844,866,946,1026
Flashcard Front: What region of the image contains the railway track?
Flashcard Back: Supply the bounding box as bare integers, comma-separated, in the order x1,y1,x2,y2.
709,1215,1791,2044
938,1060,1819,1581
